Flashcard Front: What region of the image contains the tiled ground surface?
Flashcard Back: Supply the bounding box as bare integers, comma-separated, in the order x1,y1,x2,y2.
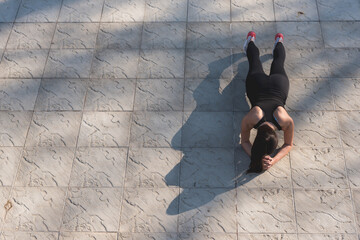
0,0,359,239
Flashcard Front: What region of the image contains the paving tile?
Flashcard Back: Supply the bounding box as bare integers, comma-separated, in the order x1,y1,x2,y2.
231,0,275,21
295,189,356,233
15,0,62,22
179,233,236,240
69,147,127,187
291,147,348,189
0,0,21,22
134,78,184,111
274,0,319,21
26,111,82,147
180,148,235,188
232,22,277,50
178,188,236,233
34,79,87,111
62,188,122,232
15,147,75,187
182,112,233,147
327,49,360,78
0,232,59,239
0,50,48,78
331,79,360,110
276,22,323,49
237,234,297,240
125,148,181,188
185,49,233,79
0,111,32,147
0,23,13,48
52,23,99,49
3,187,66,231
188,0,230,22
91,49,139,78
0,78,41,110
130,111,182,147
235,148,292,188
237,189,296,233
286,78,334,111
59,232,117,240
297,234,358,240
290,111,340,147
352,189,360,233
138,49,185,78
43,49,94,78
101,0,145,22
58,0,104,22
120,187,178,232
187,22,231,49
184,78,234,112
97,23,142,49
144,0,187,22
344,147,360,187
7,23,55,49
78,112,131,147
119,233,178,240
0,147,22,186
0,187,11,226
337,111,360,148
142,22,186,49
322,22,360,48
85,79,136,111
317,0,360,20
233,79,251,111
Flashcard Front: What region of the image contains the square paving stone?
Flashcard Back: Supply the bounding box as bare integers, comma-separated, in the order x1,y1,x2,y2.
3,187,66,231
182,112,234,147
295,189,356,233
134,78,184,111
84,79,136,111
0,23,13,48
290,147,348,189
231,0,275,21
352,189,360,233
101,0,145,22
34,79,87,111
286,78,335,111
52,23,99,49
0,111,32,147
91,49,139,78
7,23,55,49
15,0,62,22
0,0,21,22
78,112,131,147
142,22,186,49
344,147,360,187
144,0,187,22
327,49,360,78
237,189,296,233
274,0,319,21
125,148,181,188
178,188,236,233
237,234,297,240
185,49,233,79
58,0,104,22
0,50,48,78
138,49,185,78
60,232,117,240
69,147,127,187
0,187,11,226
179,233,236,240
96,23,142,49
120,187,178,233
187,22,231,49
188,0,230,22
43,49,93,78
235,148,292,189
0,78,41,110
184,78,234,112
130,111,182,148
337,111,360,148
119,233,178,240
26,111,82,147
322,22,360,48
15,147,75,187
331,79,360,110
0,147,22,186
1,232,59,239
290,111,340,147
180,148,235,188
297,234,358,240
317,0,360,20
62,188,122,232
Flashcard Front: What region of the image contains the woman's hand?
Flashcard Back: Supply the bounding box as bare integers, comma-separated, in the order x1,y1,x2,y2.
262,155,274,170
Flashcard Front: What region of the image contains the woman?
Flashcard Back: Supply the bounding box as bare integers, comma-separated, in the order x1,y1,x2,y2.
241,31,294,173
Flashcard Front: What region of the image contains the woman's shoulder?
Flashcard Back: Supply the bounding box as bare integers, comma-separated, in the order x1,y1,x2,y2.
243,106,264,126
274,106,293,129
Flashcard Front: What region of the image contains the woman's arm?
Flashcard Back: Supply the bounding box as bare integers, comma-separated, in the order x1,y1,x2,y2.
240,112,256,157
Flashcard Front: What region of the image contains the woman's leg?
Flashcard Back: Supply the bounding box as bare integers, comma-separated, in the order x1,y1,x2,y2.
270,42,287,76
246,41,265,76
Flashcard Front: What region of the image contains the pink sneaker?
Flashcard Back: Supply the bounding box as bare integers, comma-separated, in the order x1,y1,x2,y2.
243,31,256,54
273,33,284,55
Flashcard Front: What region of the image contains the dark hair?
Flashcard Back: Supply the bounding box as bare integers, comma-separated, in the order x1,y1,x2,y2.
247,124,278,173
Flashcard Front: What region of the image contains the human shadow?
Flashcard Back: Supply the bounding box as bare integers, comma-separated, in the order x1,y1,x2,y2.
165,52,274,215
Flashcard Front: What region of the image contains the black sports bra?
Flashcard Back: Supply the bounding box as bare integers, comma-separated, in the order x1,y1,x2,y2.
252,101,283,130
